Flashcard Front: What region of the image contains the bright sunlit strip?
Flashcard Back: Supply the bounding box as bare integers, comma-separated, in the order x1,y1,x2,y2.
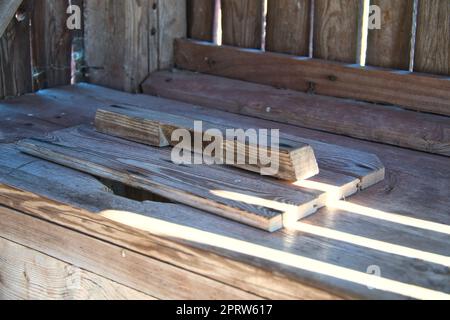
331,200,450,236
291,222,450,267
101,210,450,300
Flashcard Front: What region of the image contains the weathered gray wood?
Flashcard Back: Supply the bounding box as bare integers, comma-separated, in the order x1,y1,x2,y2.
95,104,320,181
0,238,156,300
174,39,450,117
0,0,31,99
31,0,73,90
0,0,22,38
18,126,326,231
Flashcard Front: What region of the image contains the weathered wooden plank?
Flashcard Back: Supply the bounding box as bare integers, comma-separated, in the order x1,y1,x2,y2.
18,126,324,231
187,0,215,41
143,70,450,158
84,0,152,92
95,105,320,181
174,39,450,116
0,0,31,99
0,238,156,300
266,0,311,56
313,0,360,63
367,0,414,70
415,0,450,76
157,0,187,69
0,149,340,300
0,0,22,38
221,0,264,48
30,0,72,90
0,205,261,300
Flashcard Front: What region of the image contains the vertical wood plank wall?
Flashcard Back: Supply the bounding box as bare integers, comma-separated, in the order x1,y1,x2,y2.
187,0,215,41
266,0,310,56
415,0,450,76
366,0,414,70
31,0,73,90
221,0,264,49
313,0,360,63
0,0,32,99
84,0,186,92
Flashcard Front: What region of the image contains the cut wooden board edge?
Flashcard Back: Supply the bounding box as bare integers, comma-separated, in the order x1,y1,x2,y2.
16,128,324,232
95,105,320,181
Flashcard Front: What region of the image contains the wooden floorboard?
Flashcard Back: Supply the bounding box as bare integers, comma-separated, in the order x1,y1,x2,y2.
17,126,327,232
1,83,449,299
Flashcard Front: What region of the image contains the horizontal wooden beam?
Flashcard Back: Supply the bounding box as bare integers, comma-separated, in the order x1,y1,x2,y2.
144,70,450,157
95,104,320,181
174,39,450,116
0,0,22,38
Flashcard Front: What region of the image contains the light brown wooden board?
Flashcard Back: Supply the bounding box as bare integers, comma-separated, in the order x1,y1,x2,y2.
266,0,311,56
366,0,414,70
0,147,340,299
313,0,360,63
0,0,31,99
144,69,450,157
30,0,73,90
95,104,320,181
174,39,450,116
187,0,215,41
1,86,450,299
415,0,450,76
0,238,156,300
221,0,264,48
18,126,327,231
0,0,22,38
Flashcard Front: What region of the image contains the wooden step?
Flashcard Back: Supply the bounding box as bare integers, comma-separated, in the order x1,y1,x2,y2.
142,69,450,157
95,104,319,181
17,125,327,232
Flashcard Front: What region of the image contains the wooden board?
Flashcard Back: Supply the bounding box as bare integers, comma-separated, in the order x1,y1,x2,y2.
174,39,450,116
30,0,73,90
313,0,360,63
18,126,327,231
0,0,31,99
0,238,155,300
95,104,320,181
265,0,311,56
366,0,414,70
187,0,215,41
1,85,450,299
0,147,340,299
221,0,264,48
415,0,450,76
143,70,450,157
0,0,22,38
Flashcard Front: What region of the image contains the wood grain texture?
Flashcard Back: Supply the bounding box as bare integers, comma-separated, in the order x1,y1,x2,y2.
0,0,31,99
174,39,450,116
1,84,450,299
84,0,152,92
415,0,450,76
0,205,260,300
266,0,311,56
366,0,414,70
187,0,215,41
18,126,325,231
0,149,340,300
31,0,72,90
95,104,320,181
313,0,360,63
221,0,264,48
0,0,22,38
0,238,155,300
